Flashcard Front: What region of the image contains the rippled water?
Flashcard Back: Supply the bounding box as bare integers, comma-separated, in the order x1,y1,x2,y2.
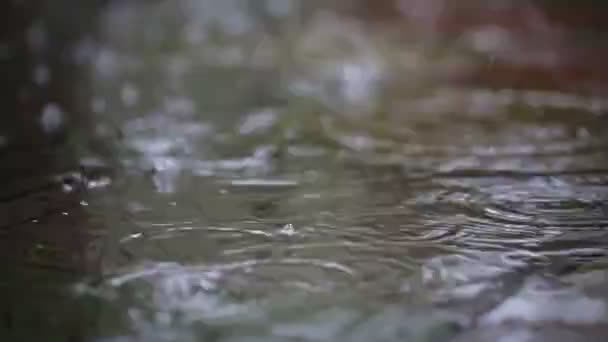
4,1,608,341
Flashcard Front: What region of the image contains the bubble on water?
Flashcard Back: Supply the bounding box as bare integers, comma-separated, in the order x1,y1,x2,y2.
40,103,65,135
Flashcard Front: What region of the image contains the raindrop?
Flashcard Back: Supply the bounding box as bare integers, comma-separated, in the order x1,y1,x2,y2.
40,103,65,135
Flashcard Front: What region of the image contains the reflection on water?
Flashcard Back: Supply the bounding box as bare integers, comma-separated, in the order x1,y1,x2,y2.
4,0,608,341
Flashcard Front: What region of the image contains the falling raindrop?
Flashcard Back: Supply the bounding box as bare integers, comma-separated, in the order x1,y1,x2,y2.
40,103,65,135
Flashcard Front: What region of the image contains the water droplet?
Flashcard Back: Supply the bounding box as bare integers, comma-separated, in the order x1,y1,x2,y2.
40,103,65,134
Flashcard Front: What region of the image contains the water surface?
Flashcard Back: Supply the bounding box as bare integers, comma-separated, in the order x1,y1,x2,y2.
3,1,608,341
